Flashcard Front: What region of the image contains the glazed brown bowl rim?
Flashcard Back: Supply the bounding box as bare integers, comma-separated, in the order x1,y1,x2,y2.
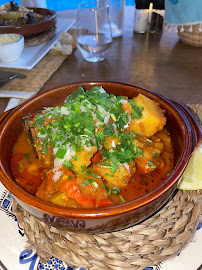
0,7,56,34
0,81,196,219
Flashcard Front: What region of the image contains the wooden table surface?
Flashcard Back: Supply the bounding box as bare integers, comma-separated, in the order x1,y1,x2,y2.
0,7,202,114
41,7,202,105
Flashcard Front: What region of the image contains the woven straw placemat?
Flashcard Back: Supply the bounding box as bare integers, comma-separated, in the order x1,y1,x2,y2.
24,26,57,47
0,29,76,97
12,190,202,270
11,104,202,270
0,50,67,95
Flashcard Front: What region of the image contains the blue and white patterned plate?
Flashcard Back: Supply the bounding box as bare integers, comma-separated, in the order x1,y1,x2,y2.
0,181,201,270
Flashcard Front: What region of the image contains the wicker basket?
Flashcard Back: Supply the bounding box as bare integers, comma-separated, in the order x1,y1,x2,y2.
178,24,202,47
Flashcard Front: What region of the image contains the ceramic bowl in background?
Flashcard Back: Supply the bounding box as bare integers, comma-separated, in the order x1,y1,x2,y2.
0,82,201,233
0,8,56,38
0,33,24,62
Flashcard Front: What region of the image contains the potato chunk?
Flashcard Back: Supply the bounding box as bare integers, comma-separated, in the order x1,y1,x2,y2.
93,160,136,187
134,135,165,173
70,145,97,175
103,136,120,150
128,94,166,137
75,170,110,203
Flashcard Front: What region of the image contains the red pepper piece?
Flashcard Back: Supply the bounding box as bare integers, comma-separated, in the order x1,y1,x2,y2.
60,178,95,208
96,198,114,207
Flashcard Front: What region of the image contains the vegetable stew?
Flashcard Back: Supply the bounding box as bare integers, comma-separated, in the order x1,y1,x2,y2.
11,86,174,208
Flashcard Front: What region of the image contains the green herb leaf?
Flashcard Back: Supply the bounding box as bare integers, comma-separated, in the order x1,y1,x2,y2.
86,169,91,176
82,179,99,188
119,195,126,203
129,100,144,119
81,165,86,172
24,153,30,159
63,160,74,169
55,146,67,159
111,187,120,194
148,161,153,166
42,140,48,154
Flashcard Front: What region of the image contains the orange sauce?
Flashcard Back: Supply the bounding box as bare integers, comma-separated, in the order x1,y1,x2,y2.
119,149,174,202
12,132,46,195
12,130,174,205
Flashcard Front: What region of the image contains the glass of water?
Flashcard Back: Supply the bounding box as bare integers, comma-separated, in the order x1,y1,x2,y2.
76,1,113,62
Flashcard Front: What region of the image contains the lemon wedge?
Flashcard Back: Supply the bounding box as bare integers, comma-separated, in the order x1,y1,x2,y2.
178,144,202,190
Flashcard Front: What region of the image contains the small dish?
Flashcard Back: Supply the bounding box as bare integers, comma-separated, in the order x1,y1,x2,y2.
0,17,75,69
0,34,24,62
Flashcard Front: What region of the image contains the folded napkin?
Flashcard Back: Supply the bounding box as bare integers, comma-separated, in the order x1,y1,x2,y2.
165,0,202,30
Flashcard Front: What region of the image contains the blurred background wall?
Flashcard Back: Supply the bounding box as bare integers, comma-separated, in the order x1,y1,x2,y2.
0,0,134,10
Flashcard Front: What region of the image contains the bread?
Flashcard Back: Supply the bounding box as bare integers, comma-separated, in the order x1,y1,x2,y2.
51,32,76,56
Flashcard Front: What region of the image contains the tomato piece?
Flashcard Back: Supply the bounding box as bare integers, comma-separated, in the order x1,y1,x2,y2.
96,198,114,207
59,178,95,208
16,168,44,195
91,151,102,164
12,151,46,195
59,166,114,208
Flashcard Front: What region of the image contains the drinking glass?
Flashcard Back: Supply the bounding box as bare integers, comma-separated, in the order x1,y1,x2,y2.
106,0,125,37
76,2,113,62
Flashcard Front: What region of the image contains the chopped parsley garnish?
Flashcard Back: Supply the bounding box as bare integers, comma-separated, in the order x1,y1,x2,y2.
82,179,99,188
148,161,156,169
42,139,48,154
119,195,126,203
63,160,74,170
34,114,45,127
86,169,92,176
104,173,114,177
24,153,30,159
128,99,144,119
17,162,23,173
148,161,154,166
33,86,144,173
111,187,120,194
81,165,86,172
55,146,67,159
